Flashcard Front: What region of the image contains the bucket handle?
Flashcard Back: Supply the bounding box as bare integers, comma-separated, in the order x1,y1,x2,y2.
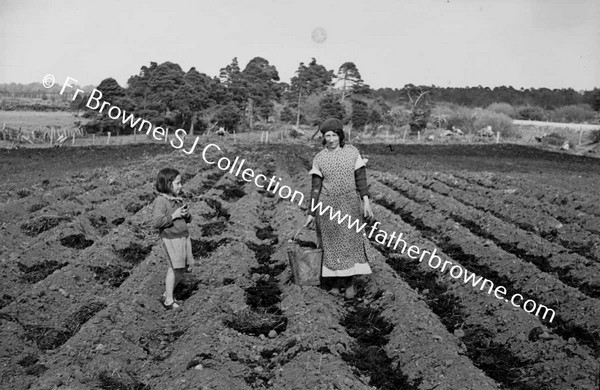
292,223,321,249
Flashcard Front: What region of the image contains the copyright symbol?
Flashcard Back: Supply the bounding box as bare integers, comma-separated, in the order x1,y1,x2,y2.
42,74,55,88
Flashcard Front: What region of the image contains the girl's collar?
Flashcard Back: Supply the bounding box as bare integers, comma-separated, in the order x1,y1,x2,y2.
160,193,183,202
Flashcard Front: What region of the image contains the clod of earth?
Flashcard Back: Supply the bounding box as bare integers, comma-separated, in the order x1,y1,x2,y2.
217,183,246,201
115,242,152,265
60,233,94,249
21,216,69,236
191,238,231,258
17,260,67,283
200,220,228,237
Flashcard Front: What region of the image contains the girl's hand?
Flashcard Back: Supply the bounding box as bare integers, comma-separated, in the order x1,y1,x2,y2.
172,207,185,220
363,198,374,219
181,204,189,217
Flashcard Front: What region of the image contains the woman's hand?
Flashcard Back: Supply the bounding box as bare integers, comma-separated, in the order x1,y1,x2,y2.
363,197,374,219
305,214,314,228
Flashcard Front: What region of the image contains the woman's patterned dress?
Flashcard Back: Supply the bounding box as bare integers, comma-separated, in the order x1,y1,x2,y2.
309,144,374,277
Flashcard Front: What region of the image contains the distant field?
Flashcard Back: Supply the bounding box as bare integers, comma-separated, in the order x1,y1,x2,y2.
513,119,600,131
0,111,82,133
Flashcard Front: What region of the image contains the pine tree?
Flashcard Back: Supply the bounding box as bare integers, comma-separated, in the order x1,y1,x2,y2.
337,62,368,102
351,99,369,131
319,93,345,123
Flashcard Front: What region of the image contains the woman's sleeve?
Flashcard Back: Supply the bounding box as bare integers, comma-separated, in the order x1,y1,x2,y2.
308,160,323,177
309,174,323,216
354,149,369,197
354,152,368,170
355,167,369,198
152,197,173,229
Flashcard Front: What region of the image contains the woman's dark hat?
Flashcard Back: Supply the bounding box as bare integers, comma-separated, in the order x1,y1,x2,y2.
319,118,343,134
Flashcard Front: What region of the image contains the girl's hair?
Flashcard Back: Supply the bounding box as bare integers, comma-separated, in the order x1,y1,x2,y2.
155,168,180,194
321,129,346,147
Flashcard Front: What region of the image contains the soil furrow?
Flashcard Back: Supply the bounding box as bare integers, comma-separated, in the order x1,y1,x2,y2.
374,171,600,298
0,154,208,390
367,204,599,389
429,171,600,257
274,201,498,388
447,170,600,219
369,179,600,355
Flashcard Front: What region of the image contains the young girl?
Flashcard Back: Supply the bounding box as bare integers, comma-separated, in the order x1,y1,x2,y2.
152,168,193,310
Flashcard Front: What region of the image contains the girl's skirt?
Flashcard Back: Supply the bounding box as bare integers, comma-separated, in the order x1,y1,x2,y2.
161,236,194,269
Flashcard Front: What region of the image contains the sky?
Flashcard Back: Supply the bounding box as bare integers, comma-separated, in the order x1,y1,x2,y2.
1,0,599,91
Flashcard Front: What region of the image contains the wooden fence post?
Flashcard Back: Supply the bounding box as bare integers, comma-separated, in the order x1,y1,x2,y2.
579,129,583,146
403,127,407,143
72,133,75,146
92,134,95,145
417,131,421,141
496,131,500,143
107,132,111,145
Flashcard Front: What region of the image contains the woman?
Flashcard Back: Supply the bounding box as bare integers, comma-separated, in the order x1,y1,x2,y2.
305,117,374,299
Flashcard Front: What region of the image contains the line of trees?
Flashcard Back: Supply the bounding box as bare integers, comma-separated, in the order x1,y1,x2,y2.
77,58,374,135
2,57,599,135
373,85,600,111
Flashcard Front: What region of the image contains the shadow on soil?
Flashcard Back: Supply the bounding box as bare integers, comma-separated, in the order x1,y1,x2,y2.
340,281,422,390
21,301,107,351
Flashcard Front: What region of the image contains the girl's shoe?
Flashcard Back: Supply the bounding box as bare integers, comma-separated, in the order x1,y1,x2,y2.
163,300,180,310
161,294,182,305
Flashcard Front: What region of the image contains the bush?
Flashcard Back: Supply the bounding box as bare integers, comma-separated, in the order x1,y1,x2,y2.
351,99,369,131
409,107,430,134
444,105,477,133
383,105,411,128
214,103,242,132
487,102,517,118
518,106,546,121
280,106,296,123
430,104,454,128
474,111,519,139
302,93,322,126
591,129,600,144
319,93,345,123
549,104,597,123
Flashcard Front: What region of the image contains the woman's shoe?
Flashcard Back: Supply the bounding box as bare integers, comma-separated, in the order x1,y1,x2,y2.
344,277,356,299
344,285,356,299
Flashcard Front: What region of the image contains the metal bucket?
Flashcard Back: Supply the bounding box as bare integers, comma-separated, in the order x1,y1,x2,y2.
287,226,322,286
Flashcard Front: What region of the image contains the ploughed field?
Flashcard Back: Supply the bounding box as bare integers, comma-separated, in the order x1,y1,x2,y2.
0,141,599,390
